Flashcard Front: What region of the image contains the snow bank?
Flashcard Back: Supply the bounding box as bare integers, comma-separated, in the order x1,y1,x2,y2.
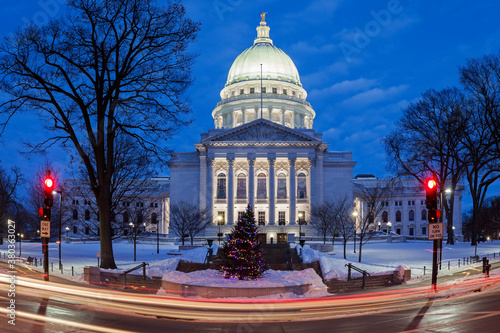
162,268,324,289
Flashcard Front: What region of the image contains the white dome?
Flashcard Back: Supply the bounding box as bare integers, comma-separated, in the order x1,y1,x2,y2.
226,43,302,87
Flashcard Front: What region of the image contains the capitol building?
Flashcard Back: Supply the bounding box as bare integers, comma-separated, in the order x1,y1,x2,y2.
61,16,462,243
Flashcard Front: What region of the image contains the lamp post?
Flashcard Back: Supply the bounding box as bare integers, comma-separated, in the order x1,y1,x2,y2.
65,227,70,243
18,233,23,256
387,221,392,243
217,216,223,245
129,222,137,261
53,190,63,270
298,212,303,241
378,222,381,231
352,211,358,253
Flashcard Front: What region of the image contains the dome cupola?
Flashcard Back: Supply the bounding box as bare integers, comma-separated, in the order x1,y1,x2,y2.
212,14,315,130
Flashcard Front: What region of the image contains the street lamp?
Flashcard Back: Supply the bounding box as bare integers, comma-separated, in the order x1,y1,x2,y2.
352,211,358,253
53,190,63,270
298,212,304,241
378,222,381,231
217,215,224,245
17,233,23,256
387,221,392,243
129,222,137,261
65,227,70,243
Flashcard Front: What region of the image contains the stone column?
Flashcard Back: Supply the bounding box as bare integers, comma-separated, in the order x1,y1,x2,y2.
199,152,207,213
248,156,255,209
281,109,285,125
227,156,235,225
317,152,324,205
242,109,246,125
206,158,214,222
309,157,316,204
289,157,296,225
268,155,276,225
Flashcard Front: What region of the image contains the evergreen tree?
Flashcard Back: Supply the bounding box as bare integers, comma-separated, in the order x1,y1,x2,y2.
220,205,267,280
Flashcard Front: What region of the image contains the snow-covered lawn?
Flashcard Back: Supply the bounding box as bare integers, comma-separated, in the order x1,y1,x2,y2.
2,239,499,284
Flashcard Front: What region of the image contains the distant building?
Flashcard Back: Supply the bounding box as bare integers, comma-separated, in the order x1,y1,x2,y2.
353,174,463,240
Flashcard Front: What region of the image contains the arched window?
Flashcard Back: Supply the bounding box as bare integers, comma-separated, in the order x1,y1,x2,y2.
216,173,226,199
277,173,287,199
85,209,90,221
382,211,388,222
396,210,402,222
256,173,267,199
137,211,143,224
421,209,427,221
409,210,415,221
297,173,307,199
73,226,78,234
123,212,129,225
73,209,78,220
236,173,246,199
151,212,158,224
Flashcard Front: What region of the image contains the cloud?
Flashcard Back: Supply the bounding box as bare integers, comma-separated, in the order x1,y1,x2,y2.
284,0,343,22
301,61,350,88
309,78,378,98
341,85,408,107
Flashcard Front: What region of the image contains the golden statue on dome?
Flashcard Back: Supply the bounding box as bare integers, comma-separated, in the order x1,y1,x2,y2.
261,12,267,22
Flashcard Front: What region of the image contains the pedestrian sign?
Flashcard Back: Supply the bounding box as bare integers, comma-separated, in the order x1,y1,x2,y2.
428,223,443,240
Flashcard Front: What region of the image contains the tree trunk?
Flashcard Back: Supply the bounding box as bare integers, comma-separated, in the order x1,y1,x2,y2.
446,196,455,245
358,241,362,263
97,191,117,269
343,238,347,259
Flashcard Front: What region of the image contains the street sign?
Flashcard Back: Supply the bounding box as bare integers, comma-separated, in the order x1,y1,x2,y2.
40,220,50,238
428,223,443,240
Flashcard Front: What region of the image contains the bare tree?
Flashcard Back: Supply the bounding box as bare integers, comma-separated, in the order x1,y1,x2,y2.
310,201,336,245
384,88,468,245
169,201,211,246
333,196,355,260
0,0,199,268
355,179,396,262
0,164,23,243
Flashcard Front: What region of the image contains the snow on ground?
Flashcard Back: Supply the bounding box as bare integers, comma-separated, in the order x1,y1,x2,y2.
2,238,500,285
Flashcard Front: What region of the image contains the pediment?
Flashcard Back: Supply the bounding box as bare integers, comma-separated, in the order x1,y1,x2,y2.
201,119,321,144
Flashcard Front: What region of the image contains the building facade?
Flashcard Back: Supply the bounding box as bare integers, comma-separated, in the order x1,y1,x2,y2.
169,17,355,243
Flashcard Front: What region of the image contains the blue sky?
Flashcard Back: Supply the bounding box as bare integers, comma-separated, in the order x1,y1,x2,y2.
1,0,499,209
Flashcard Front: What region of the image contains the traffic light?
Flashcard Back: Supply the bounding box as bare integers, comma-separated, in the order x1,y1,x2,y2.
44,174,55,208
425,178,438,210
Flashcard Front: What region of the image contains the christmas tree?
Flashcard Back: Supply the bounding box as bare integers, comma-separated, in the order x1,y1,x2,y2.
220,204,267,280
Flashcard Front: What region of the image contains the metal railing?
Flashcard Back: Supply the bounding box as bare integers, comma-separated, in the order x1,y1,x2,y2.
123,262,149,288
345,263,371,289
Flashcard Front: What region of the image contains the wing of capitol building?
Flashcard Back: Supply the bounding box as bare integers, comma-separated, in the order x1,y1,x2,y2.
63,16,463,243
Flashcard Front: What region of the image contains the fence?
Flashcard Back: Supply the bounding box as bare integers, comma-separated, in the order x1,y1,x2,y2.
412,251,500,277
0,252,84,278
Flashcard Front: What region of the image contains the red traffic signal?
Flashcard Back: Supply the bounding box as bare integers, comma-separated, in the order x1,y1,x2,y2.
44,177,54,189
43,172,55,208
425,177,438,210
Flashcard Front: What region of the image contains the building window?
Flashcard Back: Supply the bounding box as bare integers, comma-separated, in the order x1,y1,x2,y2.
277,173,287,199
258,211,265,225
73,226,78,234
272,87,277,94
292,91,296,96
409,228,414,236
240,89,244,95
257,173,267,199
151,212,158,224
111,211,116,222
283,89,287,95
297,173,307,199
278,211,286,225
408,200,415,206
421,209,427,221
422,227,427,235
238,211,245,221
217,173,227,199
382,211,388,222
123,212,129,225
262,87,266,93
236,173,247,199
396,228,401,235
73,209,78,220
396,210,401,222
217,211,225,223
85,209,90,221
250,87,255,94
137,211,143,225
85,226,90,235
409,210,415,221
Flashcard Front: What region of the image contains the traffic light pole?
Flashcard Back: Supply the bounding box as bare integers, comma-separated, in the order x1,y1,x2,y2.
431,238,438,291
43,236,49,281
